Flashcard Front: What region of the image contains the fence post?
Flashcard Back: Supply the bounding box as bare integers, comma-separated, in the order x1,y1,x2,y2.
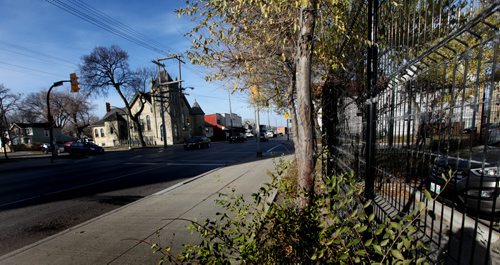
365,0,378,201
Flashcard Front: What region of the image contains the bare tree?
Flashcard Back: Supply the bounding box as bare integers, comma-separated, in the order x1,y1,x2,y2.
79,45,147,147
16,90,97,140
0,84,20,159
62,93,98,138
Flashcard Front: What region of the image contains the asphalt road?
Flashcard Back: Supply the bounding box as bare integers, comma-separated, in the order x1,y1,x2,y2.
0,137,293,256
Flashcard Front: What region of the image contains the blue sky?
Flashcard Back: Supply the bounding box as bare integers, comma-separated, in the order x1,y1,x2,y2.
0,0,286,127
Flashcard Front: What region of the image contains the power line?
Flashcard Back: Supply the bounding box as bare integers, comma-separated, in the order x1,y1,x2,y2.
0,61,62,77
0,40,78,67
45,0,172,55
68,0,170,51
45,0,211,82
0,46,77,69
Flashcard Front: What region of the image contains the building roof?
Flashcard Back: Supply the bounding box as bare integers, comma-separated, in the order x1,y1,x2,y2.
91,108,127,127
190,100,205,115
11,122,52,129
130,92,152,107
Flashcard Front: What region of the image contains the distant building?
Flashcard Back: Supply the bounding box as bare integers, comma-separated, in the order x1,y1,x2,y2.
8,122,73,148
91,72,205,147
204,113,244,140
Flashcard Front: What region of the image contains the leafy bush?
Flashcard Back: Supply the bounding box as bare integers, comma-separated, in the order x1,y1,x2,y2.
154,158,431,264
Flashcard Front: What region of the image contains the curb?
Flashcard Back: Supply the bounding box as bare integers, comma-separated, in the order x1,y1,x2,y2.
0,165,226,262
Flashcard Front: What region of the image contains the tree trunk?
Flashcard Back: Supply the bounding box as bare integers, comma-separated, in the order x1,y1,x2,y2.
132,116,147,147
115,85,147,147
295,1,317,209
2,141,8,159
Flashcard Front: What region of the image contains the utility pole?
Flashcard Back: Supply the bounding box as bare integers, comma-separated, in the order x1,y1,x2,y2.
267,109,270,130
153,55,186,144
152,55,185,146
152,60,168,147
255,106,262,157
228,89,234,136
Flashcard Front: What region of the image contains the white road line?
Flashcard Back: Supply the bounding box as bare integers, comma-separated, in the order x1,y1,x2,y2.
266,144,283,153
124,162,226,167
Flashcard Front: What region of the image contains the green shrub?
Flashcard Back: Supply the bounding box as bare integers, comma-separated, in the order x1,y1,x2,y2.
154,158,431,264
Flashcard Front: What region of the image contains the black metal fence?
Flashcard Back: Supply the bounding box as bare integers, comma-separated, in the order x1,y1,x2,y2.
333,1,499,263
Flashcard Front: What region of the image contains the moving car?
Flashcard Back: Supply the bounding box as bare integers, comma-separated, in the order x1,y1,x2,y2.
228,133,245,143
428,144,500,214
68,141,105,155
184,136,211,149
41,143,64,154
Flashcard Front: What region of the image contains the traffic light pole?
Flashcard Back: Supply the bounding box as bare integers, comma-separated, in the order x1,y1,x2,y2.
47,81,65,162
46,74,80,162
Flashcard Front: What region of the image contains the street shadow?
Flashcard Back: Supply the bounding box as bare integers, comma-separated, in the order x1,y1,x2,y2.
439,227,497,264
0,138,294,212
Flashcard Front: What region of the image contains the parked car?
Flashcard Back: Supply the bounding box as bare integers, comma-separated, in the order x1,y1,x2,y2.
245,132,254,138
184,136,211,149
68,141,105,155
41,143,65,154
428,144,500,214
63,141,74,152
265,130,275,138
228,133,246,143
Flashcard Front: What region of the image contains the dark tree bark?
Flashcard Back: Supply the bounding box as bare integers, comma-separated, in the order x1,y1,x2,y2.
295,0,317,209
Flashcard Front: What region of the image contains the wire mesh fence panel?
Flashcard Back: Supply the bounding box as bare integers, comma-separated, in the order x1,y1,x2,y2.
333,1,499,263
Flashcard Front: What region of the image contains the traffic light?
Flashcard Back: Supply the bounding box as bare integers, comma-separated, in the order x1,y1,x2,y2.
69,73,80,92
106,102,111,112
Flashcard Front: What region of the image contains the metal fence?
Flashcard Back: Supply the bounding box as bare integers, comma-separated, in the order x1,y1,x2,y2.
334,1,499,263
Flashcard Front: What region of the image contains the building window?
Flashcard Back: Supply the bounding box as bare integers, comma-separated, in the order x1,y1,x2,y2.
146,115,151,131
174,124,178,137
110,126,114,134
95,129,99,138
140,119,145,131
159,124,164,141
100,128,105,137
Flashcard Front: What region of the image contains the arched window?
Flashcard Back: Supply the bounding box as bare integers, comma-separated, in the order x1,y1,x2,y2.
159,124,164,141
146,115,151,131
100,128,105,137
95,129,99,138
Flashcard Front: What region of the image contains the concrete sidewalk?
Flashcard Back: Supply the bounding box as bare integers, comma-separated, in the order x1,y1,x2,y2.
0,155,291,265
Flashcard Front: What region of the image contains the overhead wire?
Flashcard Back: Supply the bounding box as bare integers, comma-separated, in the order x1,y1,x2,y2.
45,0,246,105
0,61,62,77
0,46,77,69
45,0,210,82
67,0,171,51
0,40,78,67
45,0,169,54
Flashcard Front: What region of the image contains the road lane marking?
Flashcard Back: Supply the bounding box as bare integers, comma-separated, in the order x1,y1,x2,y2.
124,162,226,167
266,144,284,153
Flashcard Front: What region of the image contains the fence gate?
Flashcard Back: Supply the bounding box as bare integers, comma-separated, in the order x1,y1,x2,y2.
334,1,499,263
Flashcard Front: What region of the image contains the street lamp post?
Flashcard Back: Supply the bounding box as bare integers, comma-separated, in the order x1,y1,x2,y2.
46,74,79,162
47,81,63,162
